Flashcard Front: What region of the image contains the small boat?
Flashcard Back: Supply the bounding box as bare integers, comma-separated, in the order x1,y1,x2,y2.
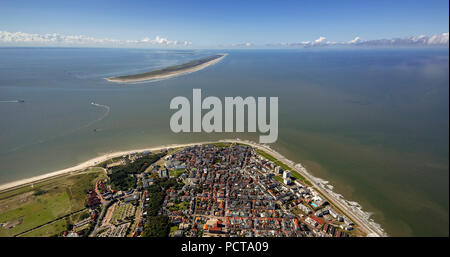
18,99,25,103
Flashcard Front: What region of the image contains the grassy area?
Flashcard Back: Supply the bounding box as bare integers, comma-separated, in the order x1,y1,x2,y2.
67,209,91,225
167,147,182,155
213,142,232,148
170,225,179,234
169,224,180,237
96,157,123,169
168,201,189,212
255,149,312,186
274,175,283,183
18,218,69,237
169,169,186,178
0,168,106,237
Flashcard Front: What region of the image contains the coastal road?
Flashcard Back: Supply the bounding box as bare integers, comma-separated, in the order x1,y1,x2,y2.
237,140,384,237
0,138,384,236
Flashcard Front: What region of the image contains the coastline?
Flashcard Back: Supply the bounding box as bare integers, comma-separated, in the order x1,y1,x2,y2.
0,139,387,237
0,141,206,193
105,54,227,83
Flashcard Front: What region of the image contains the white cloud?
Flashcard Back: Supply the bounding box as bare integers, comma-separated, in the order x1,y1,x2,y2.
314,36,327,44
427,33,449,45
230,42,254,47
0,31,192,47
354,33,449,47
283,36,335,47
1,30,448,49
348,36,362,44
270,33,449,48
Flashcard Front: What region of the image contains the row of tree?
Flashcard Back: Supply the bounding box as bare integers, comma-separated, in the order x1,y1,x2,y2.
142,177,182,237
108,153,166,191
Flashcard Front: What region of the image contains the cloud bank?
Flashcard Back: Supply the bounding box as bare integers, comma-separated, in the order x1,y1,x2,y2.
230,42,254,47
0,30,448,48
274,33,449,48
0,31,192,47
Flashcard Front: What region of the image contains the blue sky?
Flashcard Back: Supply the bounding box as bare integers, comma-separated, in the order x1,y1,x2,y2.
0,0,448,47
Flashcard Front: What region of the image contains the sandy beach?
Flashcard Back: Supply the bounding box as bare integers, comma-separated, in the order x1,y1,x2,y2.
0,139,386,237
0,141,211,192
105,54,227,83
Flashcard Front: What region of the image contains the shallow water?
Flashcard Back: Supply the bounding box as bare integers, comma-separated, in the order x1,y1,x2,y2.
0,47,448,236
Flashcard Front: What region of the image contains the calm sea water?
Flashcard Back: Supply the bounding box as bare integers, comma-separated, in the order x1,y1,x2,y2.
0,47,448,236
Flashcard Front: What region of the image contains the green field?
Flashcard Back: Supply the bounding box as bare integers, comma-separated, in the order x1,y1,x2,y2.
169,225,179,236
0,167,106,237
274,175,283,183
19,218,69,237
213,142,232,148
169,169,186,178
168,201,189,212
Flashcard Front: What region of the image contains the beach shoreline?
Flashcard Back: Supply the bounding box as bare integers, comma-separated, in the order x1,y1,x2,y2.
105,53,227,83
0,139,387,237
0,141,209,193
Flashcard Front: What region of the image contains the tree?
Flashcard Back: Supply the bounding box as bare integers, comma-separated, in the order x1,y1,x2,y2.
142,216,169,237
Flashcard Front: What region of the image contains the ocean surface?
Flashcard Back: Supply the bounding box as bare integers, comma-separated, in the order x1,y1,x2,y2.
0,47,448,236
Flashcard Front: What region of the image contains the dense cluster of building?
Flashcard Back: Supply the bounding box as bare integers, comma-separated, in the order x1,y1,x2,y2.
65,143,359,237
160,144,357,237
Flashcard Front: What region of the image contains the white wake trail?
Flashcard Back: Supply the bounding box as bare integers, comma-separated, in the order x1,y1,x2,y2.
87,102,111,128
0,100,21,103
2,102,111,155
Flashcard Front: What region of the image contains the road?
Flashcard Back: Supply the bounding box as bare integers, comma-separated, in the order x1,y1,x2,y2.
238,140,385,237
4,138,383,237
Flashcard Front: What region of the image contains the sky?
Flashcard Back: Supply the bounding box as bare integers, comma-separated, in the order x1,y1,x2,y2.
0,0,449,48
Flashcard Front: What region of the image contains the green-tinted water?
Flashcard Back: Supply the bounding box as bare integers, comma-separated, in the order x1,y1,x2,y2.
0,48,448,236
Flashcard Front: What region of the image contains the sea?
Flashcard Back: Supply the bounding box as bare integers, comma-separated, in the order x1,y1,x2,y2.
0,47,448,236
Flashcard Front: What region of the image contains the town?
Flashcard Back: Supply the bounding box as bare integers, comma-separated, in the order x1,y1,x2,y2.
65,143,363,237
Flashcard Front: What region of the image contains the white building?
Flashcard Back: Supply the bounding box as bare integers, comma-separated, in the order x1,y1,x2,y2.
298,203,312,214
275,166,283,174
284,177,292,185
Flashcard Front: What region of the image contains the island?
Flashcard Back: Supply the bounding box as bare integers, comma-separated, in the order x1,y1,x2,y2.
106,54,227,83
0,140,386,237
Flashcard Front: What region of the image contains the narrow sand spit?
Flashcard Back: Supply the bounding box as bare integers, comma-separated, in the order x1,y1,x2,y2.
105,54,227,83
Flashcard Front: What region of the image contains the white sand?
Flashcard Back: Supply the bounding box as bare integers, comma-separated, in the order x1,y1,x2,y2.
0,141,213,192
0,138,385,237
106,54,227,83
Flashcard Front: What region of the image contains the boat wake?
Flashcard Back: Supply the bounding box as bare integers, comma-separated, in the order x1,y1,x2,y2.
2,102,111,155
0,99,25,103
88,102,111,128
53,102,110,135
